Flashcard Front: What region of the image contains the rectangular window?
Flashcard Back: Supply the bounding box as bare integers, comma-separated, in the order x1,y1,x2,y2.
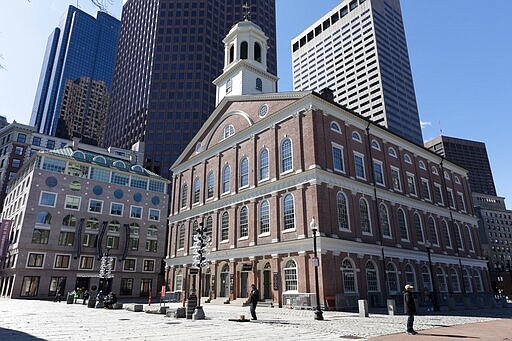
124,259,136,271
149,180,165,193
27,253,45,268
434,183,444,205
332,144,345,172
20,276,40,297
111,172,129,186
130,206,142,219
46,140,55,149
391,167,401,192
110,203,124,216
354,153,365,179
106,235,120,249
145,240,158,252
31,228,50,244
48,276,66,296
42,157,66,173
67,162,89,178
90,167,110,182
12,159,21,168
447,189,455,209
39,191,57,207
58,231,75,246
421,179,431,201
15,147,23,156
148,208,160,221
32,136,41,146
79,256,94,269
54,254,70,269
17,133,27,143
406,173,417,196
143,259,155,272
457,192,466,212
88,199,103,213
82,233,97,248
373,160,384,185
65,195,81,210
128,238,139,251
120,278,134,296
130,176,148,189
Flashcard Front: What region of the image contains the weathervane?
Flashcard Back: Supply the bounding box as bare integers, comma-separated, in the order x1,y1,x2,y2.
90,0,113,13
242,2,251,21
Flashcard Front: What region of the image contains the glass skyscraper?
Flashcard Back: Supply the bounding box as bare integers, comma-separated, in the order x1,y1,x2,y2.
291,0,423,145
104,0,277,178
30,6,120,138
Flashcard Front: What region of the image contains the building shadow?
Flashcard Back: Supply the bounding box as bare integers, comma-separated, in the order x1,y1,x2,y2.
0,327,46,341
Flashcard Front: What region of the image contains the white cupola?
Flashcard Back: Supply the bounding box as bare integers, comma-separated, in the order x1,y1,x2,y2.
213,19,278,105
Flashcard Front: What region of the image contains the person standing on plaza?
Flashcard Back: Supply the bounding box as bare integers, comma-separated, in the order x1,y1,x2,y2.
404,284,417,335
246,284,259,320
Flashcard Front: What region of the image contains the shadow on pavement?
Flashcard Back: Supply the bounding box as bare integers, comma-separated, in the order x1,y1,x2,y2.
0,327,46,341
418,333,479,339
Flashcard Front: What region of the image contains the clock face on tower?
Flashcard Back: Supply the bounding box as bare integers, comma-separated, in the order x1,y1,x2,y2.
258,104,269,117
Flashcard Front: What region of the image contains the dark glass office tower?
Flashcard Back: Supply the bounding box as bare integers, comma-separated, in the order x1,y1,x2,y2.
30,6,120,138
104,0,277,178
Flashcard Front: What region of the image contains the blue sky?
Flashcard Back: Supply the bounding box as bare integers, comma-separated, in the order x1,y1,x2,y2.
1,0,511,208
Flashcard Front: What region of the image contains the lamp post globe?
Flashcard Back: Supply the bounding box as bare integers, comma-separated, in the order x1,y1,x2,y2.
310,217,324,321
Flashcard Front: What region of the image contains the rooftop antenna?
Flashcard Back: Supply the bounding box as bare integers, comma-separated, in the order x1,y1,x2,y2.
91,0,113,13
242,2,251,21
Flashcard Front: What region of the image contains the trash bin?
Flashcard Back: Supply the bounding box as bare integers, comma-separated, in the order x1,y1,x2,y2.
66,293,74,304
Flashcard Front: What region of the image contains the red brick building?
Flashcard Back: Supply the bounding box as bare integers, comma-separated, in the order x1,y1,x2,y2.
164,20,491,310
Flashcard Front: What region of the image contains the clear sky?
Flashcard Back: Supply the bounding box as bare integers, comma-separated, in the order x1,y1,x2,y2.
1,0,511,208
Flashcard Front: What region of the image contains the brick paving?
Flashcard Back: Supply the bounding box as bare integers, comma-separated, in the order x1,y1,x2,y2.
0,298,511,340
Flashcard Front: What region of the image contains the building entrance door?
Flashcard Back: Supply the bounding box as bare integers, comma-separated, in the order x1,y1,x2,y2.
220,265,230,297
240,272,248,298
75,277,90,291
263,270,272,299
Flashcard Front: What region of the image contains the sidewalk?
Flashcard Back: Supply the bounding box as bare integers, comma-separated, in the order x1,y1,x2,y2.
369,319,512,341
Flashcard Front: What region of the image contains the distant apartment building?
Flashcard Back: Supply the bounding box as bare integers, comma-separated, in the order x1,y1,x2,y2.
56,77,109,146
0,122,71,213
104,0,277,178
0,142,169,299
425,135,497,196
30,5,119,138
291,0,423,145
0,116,8,130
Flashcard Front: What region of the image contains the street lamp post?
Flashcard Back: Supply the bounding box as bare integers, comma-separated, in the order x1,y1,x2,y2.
425,241,440,312
310,217,324,321
165,264,171,291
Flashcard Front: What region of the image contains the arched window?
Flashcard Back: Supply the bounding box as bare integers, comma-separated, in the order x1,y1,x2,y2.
431,166,439,175
428,217,439,246
240,41,248,59
359,198,371,234
421,266,432,291
454,223,463,250
85,218,99,230
474,270,484,292
441,220,452,248
36,211,52,225
283,194,295,230
352,131,362,142
371,140,380,150
465,226,475,251
229,45,234,63
259,200,270,234
205,216,213,240
147,225,158,239
403,154,412,164
180,184,188,208
62,214,77,227
129,223,140,251
413,213,424,243
341,259,357,293
397,208,409,240
254,42,262,62
178,224,185,249
255,78,262,91
220,124,235,141
207,171,214,199
281,138,293,173
386,263,399,293
436,268,448,292
418,160,426,170
405,264,416,288
221,212,229,241
388,147,397,158
336,192,350,230
366,261,379,292
192,221,198,247
330,121,341,133
463,269,473,293
284,259,298,291
239,206,248,238
240,157,249,187
259,148,269,180
450,268,461,292
193,177,200,204
222,164,231,194
379,203,391,237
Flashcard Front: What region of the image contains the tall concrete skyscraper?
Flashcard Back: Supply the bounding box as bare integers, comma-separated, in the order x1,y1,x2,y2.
104,0,277,178
291,0,423,145
30,6,120,139
425,135,497,196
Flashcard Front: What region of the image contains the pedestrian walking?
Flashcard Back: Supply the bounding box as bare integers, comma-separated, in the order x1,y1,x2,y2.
404,284,417,335
246,284,259,320
423,288,433,312
83,289,89,305
54,286,62,303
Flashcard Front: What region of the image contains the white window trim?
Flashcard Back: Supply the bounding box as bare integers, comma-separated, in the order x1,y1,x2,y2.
130,205,143,219
280,138,294,175
352,131,362,142
421,178,431,201
26,252,46,268
457,191,467,212
418,160,426,170
53,253,72,270
353,151,366,180
148,208,161,221
79,255,95,270
434,183,444,205
110,202,124,216
403,154,412,164
64,195,81,211
372,159,384,186
142,258,156,273
258,148,270,182
330,121,342,134
406,172,417,197
390,166,402,192
39,191,57,208
447,188,456,209
88,199,103,214
123,258,137,272
332,142,345,173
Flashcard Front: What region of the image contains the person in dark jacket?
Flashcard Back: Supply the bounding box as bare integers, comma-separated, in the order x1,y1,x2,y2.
404,284,417,335
246,284,259,320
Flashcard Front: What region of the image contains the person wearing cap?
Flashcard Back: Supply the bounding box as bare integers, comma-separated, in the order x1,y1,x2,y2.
404,284,417,335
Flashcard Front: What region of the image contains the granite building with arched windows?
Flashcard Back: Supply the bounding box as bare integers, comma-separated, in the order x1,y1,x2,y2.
164,19,491,310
